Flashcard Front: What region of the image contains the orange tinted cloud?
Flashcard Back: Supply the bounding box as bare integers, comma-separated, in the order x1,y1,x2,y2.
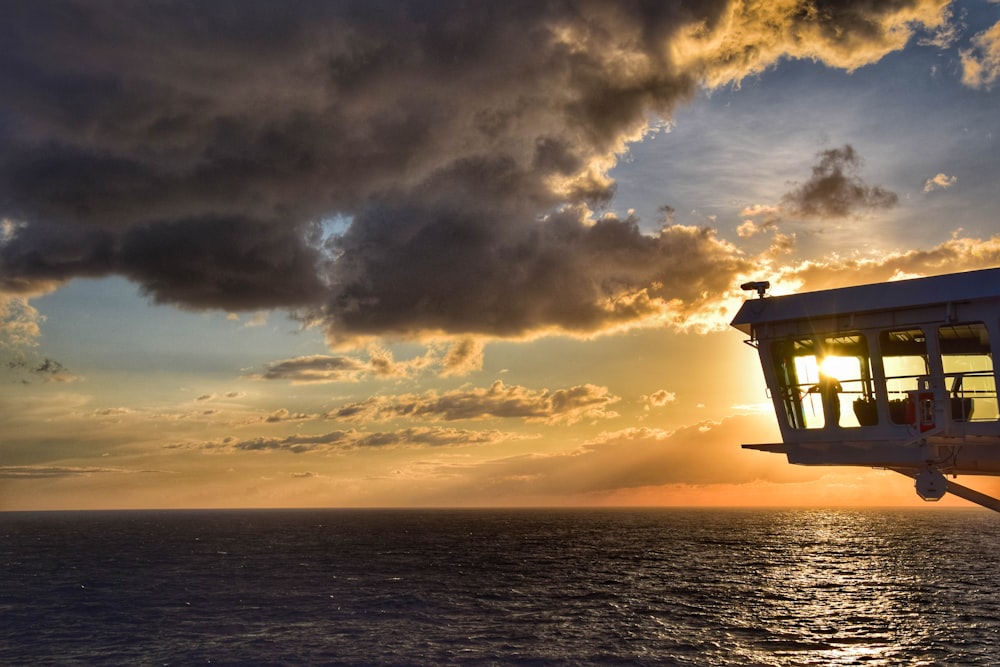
961,19,1000,88
923,172,958,192
325,380,620,425
672,0,949,87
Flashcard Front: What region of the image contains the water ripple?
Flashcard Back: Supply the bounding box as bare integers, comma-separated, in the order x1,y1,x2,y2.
2,507,999,665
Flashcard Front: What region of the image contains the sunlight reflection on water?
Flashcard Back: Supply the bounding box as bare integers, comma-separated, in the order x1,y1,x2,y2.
730,508,997,666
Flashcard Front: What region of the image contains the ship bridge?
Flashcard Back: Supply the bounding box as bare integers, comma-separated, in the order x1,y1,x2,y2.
731,267,1000,510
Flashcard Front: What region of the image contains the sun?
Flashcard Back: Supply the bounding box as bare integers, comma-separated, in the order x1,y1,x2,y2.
819,355,860,381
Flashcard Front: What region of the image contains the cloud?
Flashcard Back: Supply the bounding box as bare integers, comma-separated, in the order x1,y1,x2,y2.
763,233,1000,295
468,227,1000,340
318,209,759,340
0,295,44,348
255,354,368,383
780,145,898,219
255,348,436,383
923,172,957,192
220,426,513,453
229,431,356,453
228,311,270,328
737,203,784,238
672,0,950,88
739,204,782,219
0,1,949,344
737,221,759,238
326,380,620,425
681,231,1000,334
647,389,677,407
264,408,313,423
4,354,79,384
366,346,434,379
194,391,245,402
355,428,512,449
0,465,158,479
440,338,485,377
961,20,1000,89
93,407,131,417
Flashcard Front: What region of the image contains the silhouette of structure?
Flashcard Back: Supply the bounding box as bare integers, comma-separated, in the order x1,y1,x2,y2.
732,267,1000,511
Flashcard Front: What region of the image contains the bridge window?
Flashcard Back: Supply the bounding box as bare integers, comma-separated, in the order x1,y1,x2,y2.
880,328,929,424
939,322,997,422
772,338,817,429
823,334,876,428
772,333,873,429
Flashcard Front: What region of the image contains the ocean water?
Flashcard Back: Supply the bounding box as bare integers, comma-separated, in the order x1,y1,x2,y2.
2,508,999,666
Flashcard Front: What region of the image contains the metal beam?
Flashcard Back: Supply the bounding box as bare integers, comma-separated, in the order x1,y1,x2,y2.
741,443,787,453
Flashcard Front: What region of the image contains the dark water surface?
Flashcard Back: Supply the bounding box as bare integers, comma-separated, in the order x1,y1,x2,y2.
2,508,999,666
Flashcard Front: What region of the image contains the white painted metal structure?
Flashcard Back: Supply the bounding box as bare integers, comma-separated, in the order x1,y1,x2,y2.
731,267,1000,511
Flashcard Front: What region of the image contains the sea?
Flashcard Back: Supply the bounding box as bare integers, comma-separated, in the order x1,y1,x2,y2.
2,508,999,666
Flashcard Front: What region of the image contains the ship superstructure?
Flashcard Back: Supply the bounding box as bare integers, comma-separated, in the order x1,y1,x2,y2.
731,268,1000,510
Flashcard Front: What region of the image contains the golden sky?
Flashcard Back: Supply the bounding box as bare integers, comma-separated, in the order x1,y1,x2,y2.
2,0,1000,510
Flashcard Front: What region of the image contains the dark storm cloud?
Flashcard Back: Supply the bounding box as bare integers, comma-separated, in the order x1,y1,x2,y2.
0,1,945,339
780,145,899,220
321,204,754,338
118,217,328,309
0,216,327,309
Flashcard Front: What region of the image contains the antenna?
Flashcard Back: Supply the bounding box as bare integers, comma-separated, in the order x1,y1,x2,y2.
740,280,770,299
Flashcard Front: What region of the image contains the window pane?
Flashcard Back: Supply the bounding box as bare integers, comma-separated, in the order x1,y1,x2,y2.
772,333,872,429
939,323,997,422
821,334,874,428
772,338,820,429
880,328,928,424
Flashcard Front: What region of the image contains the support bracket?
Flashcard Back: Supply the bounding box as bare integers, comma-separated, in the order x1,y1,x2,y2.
893,468,1000,513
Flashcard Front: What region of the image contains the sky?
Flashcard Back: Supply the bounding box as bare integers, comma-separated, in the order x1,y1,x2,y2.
2,0,1000,510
